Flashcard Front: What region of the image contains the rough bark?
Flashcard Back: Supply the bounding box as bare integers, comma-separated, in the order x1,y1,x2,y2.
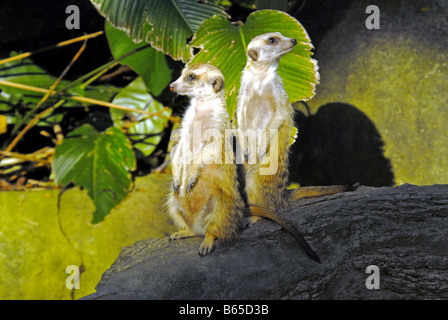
84,184,448,300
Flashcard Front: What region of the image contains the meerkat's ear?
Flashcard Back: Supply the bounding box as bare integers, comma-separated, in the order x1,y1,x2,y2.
248,48,258,61
212,76,224,93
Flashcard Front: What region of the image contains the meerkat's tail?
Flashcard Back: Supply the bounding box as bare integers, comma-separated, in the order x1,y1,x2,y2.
287,185,355,203
250,205,321,263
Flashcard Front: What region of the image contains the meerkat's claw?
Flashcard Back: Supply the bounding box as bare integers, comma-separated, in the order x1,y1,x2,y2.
186,180,196,193
198,233,216,256
173,183,180,195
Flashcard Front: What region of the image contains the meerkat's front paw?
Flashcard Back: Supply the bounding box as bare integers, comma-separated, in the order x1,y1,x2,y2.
169,230,196,241
198,233,216,256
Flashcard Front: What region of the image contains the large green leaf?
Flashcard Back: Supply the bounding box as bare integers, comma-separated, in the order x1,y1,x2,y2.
90,0,228,62
188,10,319,118
110,77,171,157
105,22,171,96
53,124,136,223
110,77,171,156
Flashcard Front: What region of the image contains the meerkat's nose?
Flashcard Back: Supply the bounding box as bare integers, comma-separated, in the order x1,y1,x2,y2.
291,38,297,45
169,83,176,91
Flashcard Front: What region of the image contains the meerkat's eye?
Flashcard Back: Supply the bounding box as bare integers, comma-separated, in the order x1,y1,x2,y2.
268,37,279,44
187,74,196,81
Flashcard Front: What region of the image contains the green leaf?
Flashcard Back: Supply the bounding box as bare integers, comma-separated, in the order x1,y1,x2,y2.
110,77,171,157
188,10,319,118
90,0,228,61
105,22,172,96
53,124,136,223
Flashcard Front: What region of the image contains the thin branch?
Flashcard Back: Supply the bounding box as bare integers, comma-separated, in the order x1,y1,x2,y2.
0,80,180,122
0,31,103,66
80,61,120,89
60,44,152,93
0,149,51,165
3,40,88,155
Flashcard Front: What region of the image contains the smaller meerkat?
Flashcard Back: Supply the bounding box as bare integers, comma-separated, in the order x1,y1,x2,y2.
167,63,245,256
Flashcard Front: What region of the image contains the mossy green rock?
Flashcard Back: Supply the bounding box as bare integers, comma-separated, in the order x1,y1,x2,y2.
296,0,448,186
0,174,175,299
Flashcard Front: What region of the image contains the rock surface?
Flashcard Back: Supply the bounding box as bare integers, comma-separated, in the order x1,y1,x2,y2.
85,184,448,300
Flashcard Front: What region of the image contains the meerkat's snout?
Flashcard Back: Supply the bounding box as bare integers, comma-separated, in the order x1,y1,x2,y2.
169,78,182,93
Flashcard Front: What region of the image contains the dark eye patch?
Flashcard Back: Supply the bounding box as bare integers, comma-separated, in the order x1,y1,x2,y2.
187,74,197,81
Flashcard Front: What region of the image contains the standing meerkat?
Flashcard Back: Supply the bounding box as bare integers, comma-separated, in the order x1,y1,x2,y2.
167,62,335,261
167,63,245,256
236,32,349,261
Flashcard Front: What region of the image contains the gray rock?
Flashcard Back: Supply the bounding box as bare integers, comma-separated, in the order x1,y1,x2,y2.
84,184,448,300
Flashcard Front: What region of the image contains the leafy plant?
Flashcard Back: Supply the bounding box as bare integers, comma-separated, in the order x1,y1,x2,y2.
189,9,319,117
0,37,171,222
110,77,172,157
90,0,228,61
105,22,172,95
90,1,318,117
0,55,117,128
1,1,319,223
53,124,135,223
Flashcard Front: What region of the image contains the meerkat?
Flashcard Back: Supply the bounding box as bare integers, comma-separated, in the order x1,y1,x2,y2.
236,32,350,261
167,63,246,256
167,62,334,261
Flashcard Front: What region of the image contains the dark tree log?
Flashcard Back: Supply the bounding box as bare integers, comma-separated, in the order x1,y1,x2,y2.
84,184,448,300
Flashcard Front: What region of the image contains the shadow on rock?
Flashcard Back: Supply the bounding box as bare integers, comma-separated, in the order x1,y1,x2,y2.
289,102,394,187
